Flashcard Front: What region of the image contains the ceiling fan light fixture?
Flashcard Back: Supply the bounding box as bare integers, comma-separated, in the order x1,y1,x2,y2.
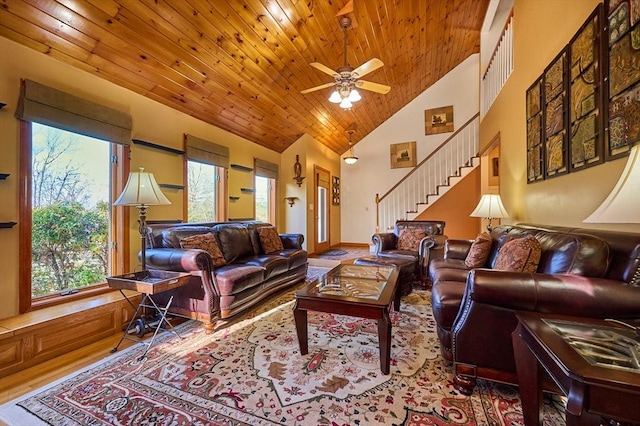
328,90,342,103
348,88,361,102
339,97,353,109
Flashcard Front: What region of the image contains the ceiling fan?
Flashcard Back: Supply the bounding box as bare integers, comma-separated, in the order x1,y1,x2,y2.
300,16,391,109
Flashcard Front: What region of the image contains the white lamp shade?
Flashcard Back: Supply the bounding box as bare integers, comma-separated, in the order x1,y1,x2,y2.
348,89,361,102
344,155,358,165
339,97,353,109
114,167,171,206
328,90,342,103
584,144,640,223
470,194,509,219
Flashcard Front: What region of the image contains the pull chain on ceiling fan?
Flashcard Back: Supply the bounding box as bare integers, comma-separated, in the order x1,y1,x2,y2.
300,16,391,110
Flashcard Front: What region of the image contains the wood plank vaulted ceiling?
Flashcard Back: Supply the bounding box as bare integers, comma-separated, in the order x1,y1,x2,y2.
0,0,489,155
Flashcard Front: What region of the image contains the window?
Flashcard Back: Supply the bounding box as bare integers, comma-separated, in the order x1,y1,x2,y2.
16,79,132,312
254,158,279,224
255,175,275,223
30,124,113,298
187,161,225,222
184,134,229,222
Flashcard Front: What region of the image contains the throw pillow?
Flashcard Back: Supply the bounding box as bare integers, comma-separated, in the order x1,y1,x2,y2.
258,226,284,254
180,232,226,267
465,232,493,268
397,228,427,251
493,235,542,273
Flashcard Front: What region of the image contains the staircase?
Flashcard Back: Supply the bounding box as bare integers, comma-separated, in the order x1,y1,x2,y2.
375,113,480,232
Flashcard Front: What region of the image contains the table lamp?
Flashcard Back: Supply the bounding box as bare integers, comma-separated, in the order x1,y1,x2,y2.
114,167,171,270
470,194,509,232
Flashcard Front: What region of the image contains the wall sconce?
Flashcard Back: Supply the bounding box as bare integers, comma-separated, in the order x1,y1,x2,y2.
293,154,305,187
285,196,299,207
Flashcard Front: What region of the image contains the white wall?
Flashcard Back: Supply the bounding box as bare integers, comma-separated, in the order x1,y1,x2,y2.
340,54,481,243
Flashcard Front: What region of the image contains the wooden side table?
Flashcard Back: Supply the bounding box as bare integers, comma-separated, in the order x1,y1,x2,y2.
512,312,640,425
107,270,192,360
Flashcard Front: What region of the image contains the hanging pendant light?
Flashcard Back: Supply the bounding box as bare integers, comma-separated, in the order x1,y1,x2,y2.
344,129,358,164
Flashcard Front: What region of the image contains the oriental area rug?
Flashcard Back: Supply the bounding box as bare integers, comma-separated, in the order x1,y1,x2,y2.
0,267,565,426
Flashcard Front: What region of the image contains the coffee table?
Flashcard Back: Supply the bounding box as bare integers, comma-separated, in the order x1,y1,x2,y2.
512,312,640,425
293,263,399,374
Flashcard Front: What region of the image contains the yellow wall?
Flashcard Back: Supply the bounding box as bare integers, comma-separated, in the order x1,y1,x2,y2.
281,134,341,254
0,37,284,319
481,0,640,234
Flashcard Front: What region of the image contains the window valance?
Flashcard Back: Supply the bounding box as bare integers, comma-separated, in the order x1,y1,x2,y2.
15,79,132,145
254,158,278,179
185,134,229,168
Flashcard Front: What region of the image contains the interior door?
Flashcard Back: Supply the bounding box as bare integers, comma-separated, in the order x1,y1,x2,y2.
314,166,331,254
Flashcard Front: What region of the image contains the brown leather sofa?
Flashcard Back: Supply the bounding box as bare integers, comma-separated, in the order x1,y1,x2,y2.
143,221,307,332
429,223,640,395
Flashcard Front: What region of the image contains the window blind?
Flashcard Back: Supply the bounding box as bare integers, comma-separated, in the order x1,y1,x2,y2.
185,134,229,168
15,79,132,145
254,158,278,179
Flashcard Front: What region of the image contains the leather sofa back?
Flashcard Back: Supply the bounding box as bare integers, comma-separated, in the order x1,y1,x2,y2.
394,220,446,238
492,224,640,282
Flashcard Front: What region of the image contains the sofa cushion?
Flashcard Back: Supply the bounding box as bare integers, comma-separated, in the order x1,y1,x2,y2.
494,235,542,273
214,224,255,263
161,226,213,248
214,264,265,296
397,228,427,251
179,232,226,267
257,226,284,254
465,232,492,268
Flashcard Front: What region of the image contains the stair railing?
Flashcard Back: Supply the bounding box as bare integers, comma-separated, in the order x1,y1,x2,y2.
375,113,479,232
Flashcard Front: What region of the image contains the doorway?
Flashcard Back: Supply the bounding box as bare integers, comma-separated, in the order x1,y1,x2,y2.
314,165,331,254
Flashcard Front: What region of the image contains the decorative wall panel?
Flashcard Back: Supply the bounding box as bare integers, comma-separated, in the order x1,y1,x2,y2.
526,78,545,183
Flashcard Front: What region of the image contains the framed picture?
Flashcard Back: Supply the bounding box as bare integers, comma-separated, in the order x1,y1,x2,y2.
569,4,604,172
543,49,569,179
424,106,454,135
390,142,416,169
526,78,545,183
332,176,340,205
606,0,640,160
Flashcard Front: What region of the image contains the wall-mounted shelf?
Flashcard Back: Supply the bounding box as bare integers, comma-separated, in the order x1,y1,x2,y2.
158,183,185,190
230,164,253,172
0,222,17,228
240,187,254,193
0,173,9,180
229,196,240,201
132,139,185,155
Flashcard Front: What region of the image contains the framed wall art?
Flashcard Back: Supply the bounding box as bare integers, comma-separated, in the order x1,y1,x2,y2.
606,0,640,160
568,4,604,172
526,78,545,183
390,141,416,169
332,176,340,205
543,49,569,179
424,105,454,135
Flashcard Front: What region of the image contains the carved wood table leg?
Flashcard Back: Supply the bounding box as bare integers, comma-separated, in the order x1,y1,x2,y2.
378,308,392,374
293,300,308,355
512,322,543,425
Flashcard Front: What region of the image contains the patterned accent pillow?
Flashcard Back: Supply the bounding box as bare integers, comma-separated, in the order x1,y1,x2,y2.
397,228,427,251
180,232,226,267
258,226,284,254
465,232,493,268
493,235,542,273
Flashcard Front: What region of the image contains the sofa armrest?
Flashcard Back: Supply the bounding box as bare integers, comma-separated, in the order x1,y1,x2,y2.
145,248,214,273
444,239,473,261
372,232,397,255
466,269,640,318
279,233,304,249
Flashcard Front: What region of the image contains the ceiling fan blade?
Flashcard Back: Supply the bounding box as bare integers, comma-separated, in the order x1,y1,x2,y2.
356,80,391,94
352,58,384,78
309,62,339,77
300,81,336,94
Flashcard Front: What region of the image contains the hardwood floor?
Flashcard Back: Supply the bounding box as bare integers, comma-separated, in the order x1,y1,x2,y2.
0,245,369,413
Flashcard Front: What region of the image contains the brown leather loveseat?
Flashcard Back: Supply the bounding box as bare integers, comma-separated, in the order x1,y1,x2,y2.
143,221,308,332
429,223,640,395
